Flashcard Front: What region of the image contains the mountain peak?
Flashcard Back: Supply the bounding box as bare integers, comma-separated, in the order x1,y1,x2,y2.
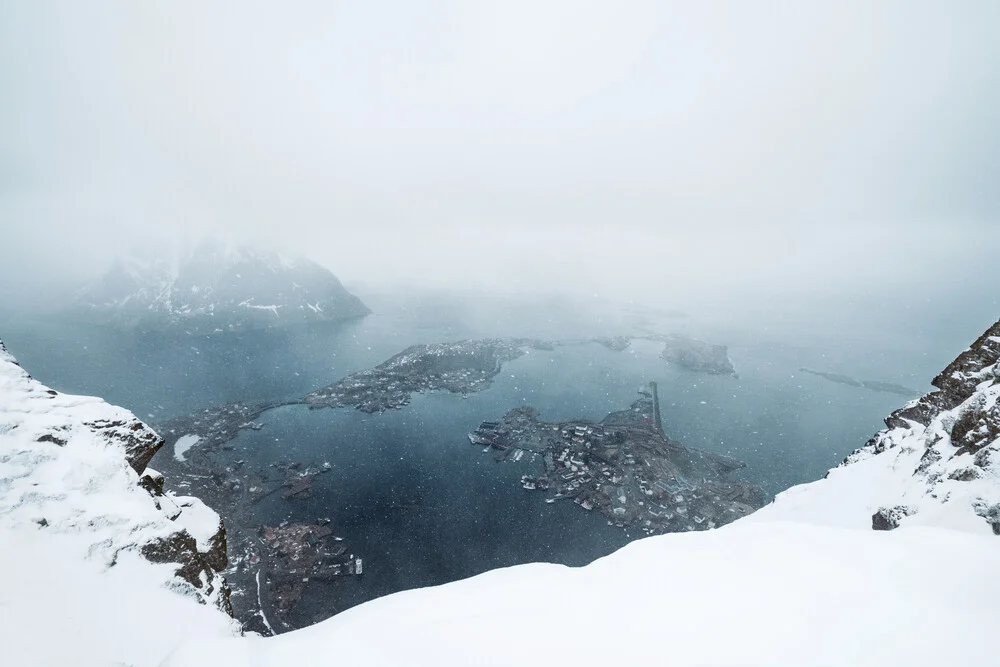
77,242,370,332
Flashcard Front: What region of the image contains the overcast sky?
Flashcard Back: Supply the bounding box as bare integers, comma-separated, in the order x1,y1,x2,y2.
2,1,999,309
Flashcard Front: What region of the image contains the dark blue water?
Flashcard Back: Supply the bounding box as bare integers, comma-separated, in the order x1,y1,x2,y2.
233,396,629,621
2,294,922,497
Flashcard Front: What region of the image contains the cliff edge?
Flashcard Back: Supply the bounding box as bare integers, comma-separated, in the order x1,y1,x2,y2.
0,339,237,666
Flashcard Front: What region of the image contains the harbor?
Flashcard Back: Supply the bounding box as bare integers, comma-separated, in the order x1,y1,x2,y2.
468,382,767,535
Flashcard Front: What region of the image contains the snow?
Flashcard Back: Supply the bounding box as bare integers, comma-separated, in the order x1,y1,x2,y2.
238,298,282,316
174,495,223,553
0,341,238,666
256,569,276,635
173,433,201,461
164,521,998,667
0,535,233,667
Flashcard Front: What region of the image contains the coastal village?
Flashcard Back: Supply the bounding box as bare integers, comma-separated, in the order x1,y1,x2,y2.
151,450,364,635
469,382,766,534
254,520,363,631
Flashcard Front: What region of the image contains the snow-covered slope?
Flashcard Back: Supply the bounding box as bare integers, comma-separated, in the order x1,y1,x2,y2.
751,319,1000,534
164,320,1000,667
77,240,370,332
166,521,997,667
0,340,238,667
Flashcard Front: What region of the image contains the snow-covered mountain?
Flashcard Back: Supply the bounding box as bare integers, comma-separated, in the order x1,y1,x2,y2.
76,241,370,332
0,340,237,666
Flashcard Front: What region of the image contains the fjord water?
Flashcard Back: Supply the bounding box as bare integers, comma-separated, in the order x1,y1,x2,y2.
0,290,953,620
3,291,928,492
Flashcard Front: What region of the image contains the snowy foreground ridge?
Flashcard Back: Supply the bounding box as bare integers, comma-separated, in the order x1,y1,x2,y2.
0,340,238,667
4,320,1000,666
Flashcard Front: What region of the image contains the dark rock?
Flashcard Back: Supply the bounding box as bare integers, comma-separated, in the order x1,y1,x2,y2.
139,470,165,496
915,447,942,475
204,521,228,572
872,506,914,531
141,531,205,588
83,418,163,474
141,530,232,614
974,503,1000,535
932,321,1000,397
884,392,956,430
948,467,982,482
974,444,998,469
36,433,67,446
950,401,1000,455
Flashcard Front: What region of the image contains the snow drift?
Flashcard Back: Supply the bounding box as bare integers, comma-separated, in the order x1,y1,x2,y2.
0,340,237,667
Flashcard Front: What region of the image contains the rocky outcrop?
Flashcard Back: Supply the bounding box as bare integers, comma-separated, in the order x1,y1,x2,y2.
83,416,164,473
839,320,1000,533
142,529,231,615
0,339,233,611
871,505,914,531
881,322,1000,430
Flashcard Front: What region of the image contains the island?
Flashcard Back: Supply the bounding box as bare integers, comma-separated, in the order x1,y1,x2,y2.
256,520,362,632
155,335,740,460
304,338,550,412
799,368,918,397
656,334,737,375
468,382,767,534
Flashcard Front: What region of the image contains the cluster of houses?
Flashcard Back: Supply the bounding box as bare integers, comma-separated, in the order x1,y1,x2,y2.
307,345,508,414
469,385,766,535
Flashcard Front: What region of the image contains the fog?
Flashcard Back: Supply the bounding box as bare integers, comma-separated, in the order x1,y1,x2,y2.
2,1,999,320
